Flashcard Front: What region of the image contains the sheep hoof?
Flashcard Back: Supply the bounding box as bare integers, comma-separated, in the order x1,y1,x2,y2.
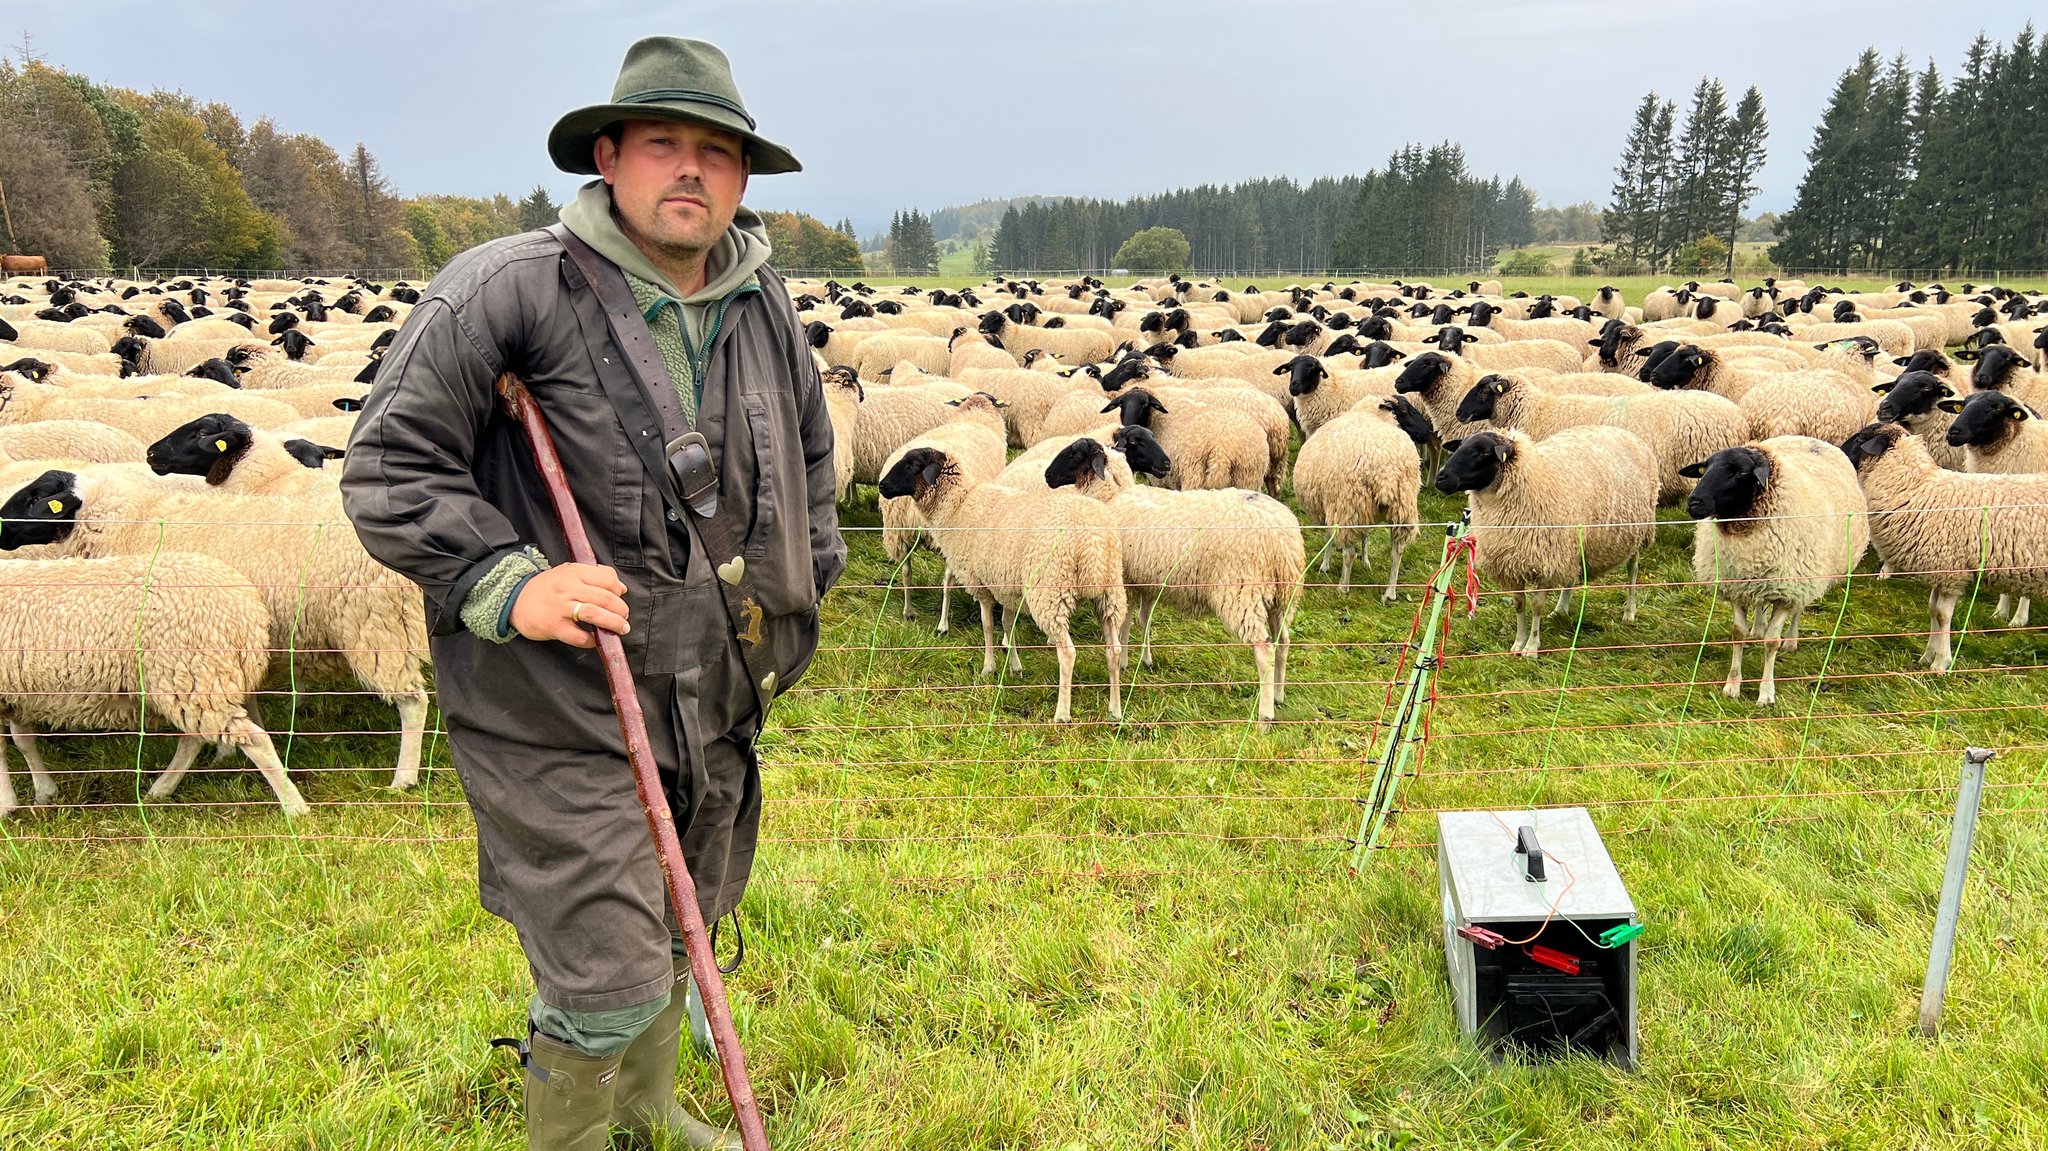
1722,681,1743,700
1756,688,1776,706
282,798,312,819
145,780,178,800
385,777,419,792
1516,647,1539,660
1381,590,1399,604
934,623,949,637
0,803,14,820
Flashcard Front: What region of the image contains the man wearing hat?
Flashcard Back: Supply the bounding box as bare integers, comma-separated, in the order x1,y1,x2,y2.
341,37,843,1151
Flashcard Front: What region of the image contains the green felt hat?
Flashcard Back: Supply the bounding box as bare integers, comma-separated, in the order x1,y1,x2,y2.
548,37,800,176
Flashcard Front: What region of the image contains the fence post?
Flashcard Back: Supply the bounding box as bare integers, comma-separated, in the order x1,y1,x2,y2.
1918,745,1993,1038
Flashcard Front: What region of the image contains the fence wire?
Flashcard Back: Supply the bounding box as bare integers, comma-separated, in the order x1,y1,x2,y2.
0,509,2040,891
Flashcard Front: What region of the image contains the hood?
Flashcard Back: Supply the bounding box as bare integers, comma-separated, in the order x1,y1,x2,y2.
559,179,772,303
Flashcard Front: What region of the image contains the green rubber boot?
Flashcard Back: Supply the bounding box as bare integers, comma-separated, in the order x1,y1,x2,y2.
611,959,738,1149
504,1029,622,1151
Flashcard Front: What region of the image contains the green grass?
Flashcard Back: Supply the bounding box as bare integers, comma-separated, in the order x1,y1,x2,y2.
3,471,2044,1148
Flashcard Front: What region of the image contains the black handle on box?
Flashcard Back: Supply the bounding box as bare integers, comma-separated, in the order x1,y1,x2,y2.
1515,825,1545,882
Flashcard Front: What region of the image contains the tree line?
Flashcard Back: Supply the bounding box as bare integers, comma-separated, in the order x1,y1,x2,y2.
0,56,858,276
1772,29,2048,274
979,151,1537,275
1600,79,1769,275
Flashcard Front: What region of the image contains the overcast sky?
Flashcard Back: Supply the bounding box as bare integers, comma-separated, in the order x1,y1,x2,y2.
10,2,2038,235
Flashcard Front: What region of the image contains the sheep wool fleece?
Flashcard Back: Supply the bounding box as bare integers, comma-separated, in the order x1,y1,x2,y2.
339,220,847,1037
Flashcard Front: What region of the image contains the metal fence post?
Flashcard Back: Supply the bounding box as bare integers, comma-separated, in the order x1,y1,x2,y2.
1918,746,1993,1038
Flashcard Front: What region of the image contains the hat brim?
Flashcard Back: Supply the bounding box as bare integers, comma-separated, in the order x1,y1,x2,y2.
547,102,801,176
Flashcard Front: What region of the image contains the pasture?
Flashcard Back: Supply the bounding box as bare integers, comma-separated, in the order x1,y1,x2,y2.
4,451,2044,1148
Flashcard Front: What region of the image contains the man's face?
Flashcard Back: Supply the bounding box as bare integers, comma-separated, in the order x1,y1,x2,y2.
594,118,750,260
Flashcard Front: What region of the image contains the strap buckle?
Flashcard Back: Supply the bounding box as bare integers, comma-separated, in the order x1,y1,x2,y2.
664,431,719,518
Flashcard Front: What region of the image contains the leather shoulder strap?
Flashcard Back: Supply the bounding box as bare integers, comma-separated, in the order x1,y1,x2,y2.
544,223,784,717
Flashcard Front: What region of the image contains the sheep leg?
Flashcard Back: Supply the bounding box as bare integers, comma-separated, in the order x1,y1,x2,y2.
1509,591,1530,656
1337,547,1353,595
1723,601,1750,699
934,566,953,636
1382,535,1407,603
2013,596,2032,628
1102,596,1125,723
1003,609,1025,675
0,736,15,818
1253,640,1276,729
1781,607,1800,653
1622,555,1641,624
1549,585,1573,618
1271,602,1292,705
976,596,999,679
1994,593,2012,622
898,553,917,622
9,723,56,805
146,735,212,800
1050,621,1077,724
1924,588,1961,673
1137,597,1158,669
227,720,311,818
1756,602,1795,706
390,692,428,790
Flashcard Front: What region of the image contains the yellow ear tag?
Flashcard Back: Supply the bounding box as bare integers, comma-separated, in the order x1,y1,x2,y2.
215,439,228,452
46,499,62,513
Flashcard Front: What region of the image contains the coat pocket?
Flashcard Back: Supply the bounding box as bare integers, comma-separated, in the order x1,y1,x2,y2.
640,583,728,676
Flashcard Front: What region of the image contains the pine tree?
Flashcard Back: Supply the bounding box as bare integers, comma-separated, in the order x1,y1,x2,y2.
516,185,557,231
1669,77,1731,254
1772,52,1878,272
1603,92,1675,272
1715,86,1769,276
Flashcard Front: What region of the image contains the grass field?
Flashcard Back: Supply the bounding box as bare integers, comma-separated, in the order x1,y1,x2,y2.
4,311,2047,1147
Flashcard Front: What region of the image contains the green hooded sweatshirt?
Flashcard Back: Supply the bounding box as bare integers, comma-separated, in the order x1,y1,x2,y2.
559,179,772,425
456,181,774,644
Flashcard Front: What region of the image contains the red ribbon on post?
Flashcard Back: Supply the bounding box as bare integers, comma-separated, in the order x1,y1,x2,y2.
496,373,772,1151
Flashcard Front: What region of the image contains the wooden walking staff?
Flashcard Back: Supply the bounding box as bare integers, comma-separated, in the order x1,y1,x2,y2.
495,372,772,1151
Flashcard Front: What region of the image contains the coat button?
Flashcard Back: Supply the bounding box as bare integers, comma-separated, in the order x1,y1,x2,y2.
667,509,680,521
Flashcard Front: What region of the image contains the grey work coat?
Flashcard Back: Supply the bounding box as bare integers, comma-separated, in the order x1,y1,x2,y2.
340,230,845,1012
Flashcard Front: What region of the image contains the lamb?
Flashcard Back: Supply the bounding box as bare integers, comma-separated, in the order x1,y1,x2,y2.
1098,386,1269,494
0,552,308,818
1042,438,1305,725
877,447,1126,723
1433,427,1659,657
145,414,336,494
877,393,1009,631
978,312,1115,366
0,468,431,789
1940,389,2048,626
1457,370,1747,502
1839,421,2048,672
1872,369,1968,470
1679,438,1870,704
1292,395,1434,599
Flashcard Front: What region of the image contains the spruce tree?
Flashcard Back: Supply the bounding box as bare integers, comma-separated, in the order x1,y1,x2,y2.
1716,86,1769,276
1670,77,1731,253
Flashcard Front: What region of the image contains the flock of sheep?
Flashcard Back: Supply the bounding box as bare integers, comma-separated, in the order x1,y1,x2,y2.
0,265,2043,817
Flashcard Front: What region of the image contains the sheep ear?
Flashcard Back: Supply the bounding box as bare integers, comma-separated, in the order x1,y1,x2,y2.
1752,457,1771,489
1099,398,1120,414
1422,333,1439,343
1271,363,1290,375
1935,399,1964,414
1150,398,1169,413
2011,406,2031,421
920,461,942,486
1677,460,1709,479
1493,443,1510,463
1442,439,1464,454
944,398,961,406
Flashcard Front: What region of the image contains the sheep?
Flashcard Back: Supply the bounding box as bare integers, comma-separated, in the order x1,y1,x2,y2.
876,447,1126,723
0,374,299,441
1292,395,1434,600
957,365,1085,447
1642,288,1684,323
7,320,111,356
0,552,308,819
1040,357,1290,494
256,381,371,420
1468,279,1503,298
1941,389,2048,626
1787,318,1914,358
1590,285,1627,320
0,420,146,464
979,311,1115,366
820,366,862,503
272,414,358,451
1872,369,1968,470
0,468,431,790
1679,438,1870,704
850,380,971,486
1098,386,1269,495
1457,370,1747,502
948,329,1020,375
1041,438,1305,725
1464,300,1599,346
803,320,881,370
145,413,337,494
221,343,366,391
1840,421,2048,672
877,393,1009,631
1433,427,1659,657
1427,326,1585,375
850,331,953,383
1965,344,2048,411
1646,345,1875,447
1277,353,1409,439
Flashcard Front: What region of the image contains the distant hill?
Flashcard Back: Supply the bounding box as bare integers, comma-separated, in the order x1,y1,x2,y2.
928,196,1065,243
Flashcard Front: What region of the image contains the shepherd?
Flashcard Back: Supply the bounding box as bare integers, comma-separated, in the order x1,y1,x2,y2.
340,36,844,1151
